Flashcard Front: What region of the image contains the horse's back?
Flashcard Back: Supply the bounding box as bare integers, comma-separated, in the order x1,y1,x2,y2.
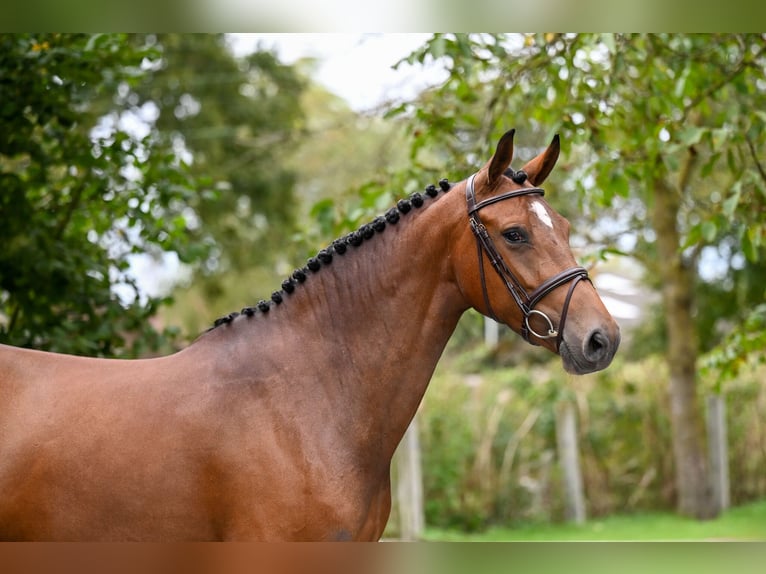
0,343,165,436
0,343,225,540
0,344,111,436
0,343,66,397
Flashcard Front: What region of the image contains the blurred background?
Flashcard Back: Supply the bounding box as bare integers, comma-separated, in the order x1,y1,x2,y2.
1,33,765,540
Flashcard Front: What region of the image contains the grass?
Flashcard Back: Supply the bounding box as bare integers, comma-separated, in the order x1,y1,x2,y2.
422,499,766,541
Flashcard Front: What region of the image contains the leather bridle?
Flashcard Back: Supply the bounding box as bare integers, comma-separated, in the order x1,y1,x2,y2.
465,173,590,350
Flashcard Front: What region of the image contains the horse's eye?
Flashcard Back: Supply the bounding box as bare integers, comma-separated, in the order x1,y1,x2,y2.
502,227,527,244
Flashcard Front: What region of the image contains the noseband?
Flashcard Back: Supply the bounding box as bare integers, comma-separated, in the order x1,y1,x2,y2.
466,173,589,349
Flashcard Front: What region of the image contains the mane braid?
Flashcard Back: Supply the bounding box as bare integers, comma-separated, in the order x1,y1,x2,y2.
209,178,453,329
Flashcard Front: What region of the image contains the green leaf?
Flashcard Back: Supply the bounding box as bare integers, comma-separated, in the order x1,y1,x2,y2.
613,173,630,198
711,127,732,150
677,126,706,147
430,36,447,60
84,34,106,53
309,198,336,218
701,220,717,243
673,67,690,99
743,227,759,262
600,34,616,55
683,224,702,249
722,182,742,217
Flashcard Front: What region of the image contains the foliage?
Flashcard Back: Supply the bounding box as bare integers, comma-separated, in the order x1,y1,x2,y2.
288,85,414,261
303,34,766,372
700,303,766,385
158,46,417,335
370,33,766,520
393,33,766,370
0,34,209,357
113,34,310,336
417,350,766,531
131,34,307,286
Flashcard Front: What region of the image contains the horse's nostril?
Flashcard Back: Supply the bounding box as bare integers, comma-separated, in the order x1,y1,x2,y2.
585,329,609,361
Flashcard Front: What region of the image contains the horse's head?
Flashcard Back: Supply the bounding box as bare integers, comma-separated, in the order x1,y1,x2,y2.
453,129,620,374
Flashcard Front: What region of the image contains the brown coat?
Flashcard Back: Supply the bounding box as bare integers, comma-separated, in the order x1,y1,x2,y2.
0,131,619,540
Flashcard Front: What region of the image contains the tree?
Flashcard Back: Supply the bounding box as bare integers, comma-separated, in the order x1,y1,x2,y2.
132,35,307,291
153,40,419,335
0,34,208,357
392,33,766,519
95,34,310,335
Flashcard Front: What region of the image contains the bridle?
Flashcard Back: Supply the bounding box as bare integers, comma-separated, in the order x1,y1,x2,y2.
465,172,590,350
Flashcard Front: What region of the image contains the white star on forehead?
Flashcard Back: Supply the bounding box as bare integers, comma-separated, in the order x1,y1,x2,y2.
530,200,553,229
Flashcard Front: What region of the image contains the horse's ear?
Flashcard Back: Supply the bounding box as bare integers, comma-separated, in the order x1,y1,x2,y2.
521,134,560,186
487,129,515,186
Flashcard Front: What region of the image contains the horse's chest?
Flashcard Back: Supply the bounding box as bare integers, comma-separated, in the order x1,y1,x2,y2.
216,443,392,540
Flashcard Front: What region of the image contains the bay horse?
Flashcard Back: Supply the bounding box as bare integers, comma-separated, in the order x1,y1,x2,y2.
0,130,619,541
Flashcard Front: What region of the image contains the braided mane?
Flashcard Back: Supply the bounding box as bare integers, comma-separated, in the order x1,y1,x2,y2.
210,178,454,329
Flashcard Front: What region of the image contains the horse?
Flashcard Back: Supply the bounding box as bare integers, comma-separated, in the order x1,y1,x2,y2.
0,129,620,541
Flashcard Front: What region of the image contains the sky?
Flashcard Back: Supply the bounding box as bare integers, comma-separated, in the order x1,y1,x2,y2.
228,33,448,112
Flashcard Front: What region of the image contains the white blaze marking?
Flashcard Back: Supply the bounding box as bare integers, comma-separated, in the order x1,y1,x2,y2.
530,200,553,229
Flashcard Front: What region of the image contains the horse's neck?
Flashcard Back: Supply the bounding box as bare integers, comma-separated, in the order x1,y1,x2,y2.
214,188,468,460
299,192,467,454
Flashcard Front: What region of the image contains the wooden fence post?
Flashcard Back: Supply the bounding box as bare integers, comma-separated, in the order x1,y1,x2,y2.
555,400,586,524
706,393,730,513
484,317,499,349
396,415,425,540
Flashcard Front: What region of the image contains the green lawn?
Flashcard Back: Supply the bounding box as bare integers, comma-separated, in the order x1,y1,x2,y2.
423,499,766,541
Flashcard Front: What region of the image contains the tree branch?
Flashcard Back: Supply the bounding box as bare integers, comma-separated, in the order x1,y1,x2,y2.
7,302,20,334
745,134,766,187
54,176,88,241
680,41,765,124
677,145,699,194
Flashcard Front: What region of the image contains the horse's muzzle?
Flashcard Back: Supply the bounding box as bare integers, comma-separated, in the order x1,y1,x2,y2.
560,324,621,375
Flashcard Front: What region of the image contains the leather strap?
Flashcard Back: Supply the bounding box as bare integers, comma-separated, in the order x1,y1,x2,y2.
528,266,589,310
465,173,590,349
